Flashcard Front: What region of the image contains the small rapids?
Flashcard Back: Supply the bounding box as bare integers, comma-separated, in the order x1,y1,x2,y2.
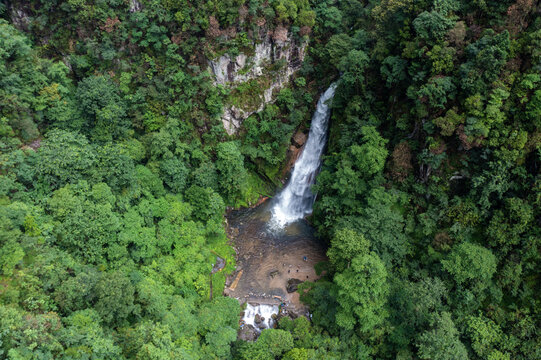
271,83,337,228
242,303,279,331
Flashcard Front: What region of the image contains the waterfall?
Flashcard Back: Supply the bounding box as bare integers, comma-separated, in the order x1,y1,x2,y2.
242,303,279,331
271,83,337,227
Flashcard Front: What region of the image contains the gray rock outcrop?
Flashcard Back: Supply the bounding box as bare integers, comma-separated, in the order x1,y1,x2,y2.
208,28,307,134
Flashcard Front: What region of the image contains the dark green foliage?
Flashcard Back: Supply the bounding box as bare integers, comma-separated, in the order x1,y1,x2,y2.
417,312,469,360
35,130,98,191
185,185,225,222
76,75,129,142
459,30,510,95
0,0,540,359
215,141,248,202
300,0,540,358
94,271,136,327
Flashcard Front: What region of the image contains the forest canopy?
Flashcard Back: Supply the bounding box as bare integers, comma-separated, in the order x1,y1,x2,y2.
0,0,540,359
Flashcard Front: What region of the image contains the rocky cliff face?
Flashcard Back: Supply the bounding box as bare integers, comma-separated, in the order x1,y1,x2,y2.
208,27,306,135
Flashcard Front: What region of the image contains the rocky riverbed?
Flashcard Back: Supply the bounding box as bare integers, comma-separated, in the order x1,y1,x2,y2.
224,199,327,322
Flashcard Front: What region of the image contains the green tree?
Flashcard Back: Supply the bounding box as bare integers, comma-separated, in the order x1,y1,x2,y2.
459,30,510,95
185,185,225,222
47,182,122,263
59,309,123,359
76,75,129,142
413,11,455,44
334,252,389,332
466,314,505,358
327,227,370,272
35,130,98,191
441,242,497,292
417,312,469,360
350,126,389,176
486,197,533,254
94,271,136,327
160,157,189,194
215,141,247,202
54,269,99,314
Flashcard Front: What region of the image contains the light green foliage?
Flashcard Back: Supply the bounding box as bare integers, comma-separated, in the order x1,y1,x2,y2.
427,44,456,75
334,252,389,332
48,181,121,263
59,309,123,359
239,329,294,359
466,315,505,358
327,227,370,272
282,348,314,360
0,203,26,276
0,239,24,276
134,165,166,198
442,242,497,291
433,109,464,136
257,329,294,357
198,297,240,358
350,126,388,175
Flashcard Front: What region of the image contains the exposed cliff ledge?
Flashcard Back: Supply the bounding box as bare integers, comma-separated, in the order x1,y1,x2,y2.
208,28,306,135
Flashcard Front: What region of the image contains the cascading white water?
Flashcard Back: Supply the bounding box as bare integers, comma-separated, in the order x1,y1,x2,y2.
271,83,337,227
242,303,279,331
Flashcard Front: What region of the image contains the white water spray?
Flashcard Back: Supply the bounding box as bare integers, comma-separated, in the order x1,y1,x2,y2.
242,303,279,331
271,83,337,227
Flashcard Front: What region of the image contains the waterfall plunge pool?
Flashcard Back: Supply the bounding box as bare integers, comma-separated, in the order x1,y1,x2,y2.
227,83,337,337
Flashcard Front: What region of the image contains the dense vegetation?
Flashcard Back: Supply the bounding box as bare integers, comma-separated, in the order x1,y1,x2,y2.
0,0,539,359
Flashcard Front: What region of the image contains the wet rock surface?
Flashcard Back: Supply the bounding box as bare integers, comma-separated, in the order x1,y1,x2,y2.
293,131,308,148
286,278,303,293
211,256,226,274
225,200,327,314
238,324,258,342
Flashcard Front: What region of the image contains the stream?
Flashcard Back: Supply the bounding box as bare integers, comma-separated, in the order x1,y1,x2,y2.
226,84,337,334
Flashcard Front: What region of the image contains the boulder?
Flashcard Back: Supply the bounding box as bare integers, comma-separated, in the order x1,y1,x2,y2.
286,278,303,293
292,131,308,148
238,324,258,341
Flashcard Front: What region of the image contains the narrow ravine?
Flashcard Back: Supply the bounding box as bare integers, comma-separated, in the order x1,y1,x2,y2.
225,84,337,337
